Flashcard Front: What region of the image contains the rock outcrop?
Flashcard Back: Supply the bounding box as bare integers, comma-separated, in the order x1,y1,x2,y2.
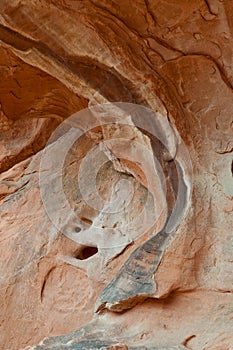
0,1,232,350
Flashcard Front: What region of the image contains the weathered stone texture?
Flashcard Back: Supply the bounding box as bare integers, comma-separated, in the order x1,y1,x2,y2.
0,1,232,350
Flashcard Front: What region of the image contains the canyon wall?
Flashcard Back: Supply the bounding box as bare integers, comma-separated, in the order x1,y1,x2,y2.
0,1,232,349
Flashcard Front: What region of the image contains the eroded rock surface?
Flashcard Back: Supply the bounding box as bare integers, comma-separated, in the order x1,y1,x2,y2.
0,1,232,350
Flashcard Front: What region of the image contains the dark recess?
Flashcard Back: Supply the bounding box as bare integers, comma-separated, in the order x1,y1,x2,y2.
76,246,98,260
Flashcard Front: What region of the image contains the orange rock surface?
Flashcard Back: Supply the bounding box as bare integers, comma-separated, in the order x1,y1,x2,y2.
0,1,232,349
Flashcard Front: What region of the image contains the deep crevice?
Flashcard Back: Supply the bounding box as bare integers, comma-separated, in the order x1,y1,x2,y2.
75,246,98,260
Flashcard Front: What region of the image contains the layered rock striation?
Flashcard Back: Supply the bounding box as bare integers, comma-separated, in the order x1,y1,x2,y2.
0,1,232,349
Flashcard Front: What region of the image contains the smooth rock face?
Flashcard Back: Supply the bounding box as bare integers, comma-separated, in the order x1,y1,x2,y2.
0,1,232,350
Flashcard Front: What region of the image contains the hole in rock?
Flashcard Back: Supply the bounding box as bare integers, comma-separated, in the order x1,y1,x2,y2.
231,160,233,177
75,226,81,233
76,246,98,260
80,217,93,225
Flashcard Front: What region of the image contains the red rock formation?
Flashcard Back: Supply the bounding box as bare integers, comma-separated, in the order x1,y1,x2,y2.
0,1,232,349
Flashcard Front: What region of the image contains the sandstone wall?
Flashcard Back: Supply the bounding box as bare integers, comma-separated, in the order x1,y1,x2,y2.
0,1,232,349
